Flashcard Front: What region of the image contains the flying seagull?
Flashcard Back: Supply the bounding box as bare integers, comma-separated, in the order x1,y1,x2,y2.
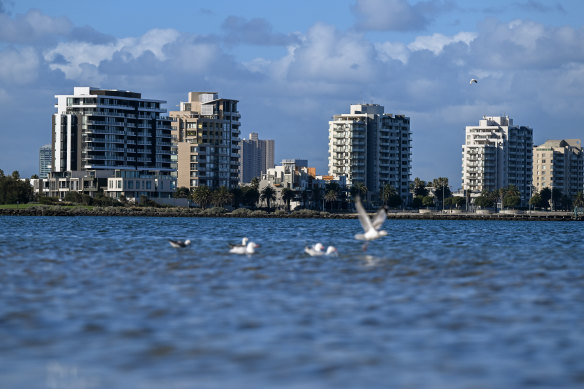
169,239,191,248
354,196,388,250
469,78,478,85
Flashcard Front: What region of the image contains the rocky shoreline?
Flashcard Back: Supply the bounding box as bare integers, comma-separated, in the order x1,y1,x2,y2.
1,206,582,221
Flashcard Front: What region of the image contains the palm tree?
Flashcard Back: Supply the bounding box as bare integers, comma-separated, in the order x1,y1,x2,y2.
211,186,233,208
381,183,401,208
191,186,212,208
242,186,260,208
230,187,243,208
260,185,276,211
324,190,338,211
574,191,584,208
281,188,295,211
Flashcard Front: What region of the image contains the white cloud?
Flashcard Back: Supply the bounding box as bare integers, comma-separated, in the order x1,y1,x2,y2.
0,9,71,44
408,32,477,55
0,47,39,84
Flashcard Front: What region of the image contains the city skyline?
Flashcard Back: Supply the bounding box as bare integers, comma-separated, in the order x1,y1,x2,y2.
1,0,583,189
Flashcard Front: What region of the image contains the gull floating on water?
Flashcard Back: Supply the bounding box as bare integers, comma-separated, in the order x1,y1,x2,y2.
229,237,248,250
169,239,191,248
354,196,388,250
305,243,338,256
230,241,259,255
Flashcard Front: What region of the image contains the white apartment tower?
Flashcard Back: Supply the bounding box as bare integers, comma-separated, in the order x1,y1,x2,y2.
328,104,411,201
52,87,173,173
239,132,275,183
170,92,241,189
462,116,533,204
533,139,583,198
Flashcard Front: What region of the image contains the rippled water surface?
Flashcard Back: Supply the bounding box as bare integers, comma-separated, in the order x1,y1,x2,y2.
1,216,583,388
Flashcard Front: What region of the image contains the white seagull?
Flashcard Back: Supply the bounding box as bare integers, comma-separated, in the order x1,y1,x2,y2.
169,239,191,248
229,241,259,255
469,78,478,85
354,196,388,250
305,243,338,256
229,237,249,250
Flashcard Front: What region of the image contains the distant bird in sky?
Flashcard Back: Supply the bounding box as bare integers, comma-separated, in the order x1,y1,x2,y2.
354,196,388,250
169,239,191,248
469,78,478,85
305,243,338,256
230,241,259,255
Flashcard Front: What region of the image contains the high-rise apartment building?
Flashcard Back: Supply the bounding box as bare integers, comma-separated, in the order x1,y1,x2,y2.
52,87,173,173
170,92,241,189
462,116,533,204
39,144,52,178
533,139,583,198
239,132,275,183
328,104,411,201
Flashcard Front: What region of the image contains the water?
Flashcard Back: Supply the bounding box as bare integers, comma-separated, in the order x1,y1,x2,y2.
0,216,583,388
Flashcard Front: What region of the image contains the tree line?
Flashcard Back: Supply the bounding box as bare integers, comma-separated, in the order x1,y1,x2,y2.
0,170,35,205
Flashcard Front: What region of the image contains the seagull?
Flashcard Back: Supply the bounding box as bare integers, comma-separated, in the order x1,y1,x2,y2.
469,78,478,85
354,195,388,250
169,239,191,248
229,241,259,255
229,237,248,250
305,243,325,256
305,243,338,256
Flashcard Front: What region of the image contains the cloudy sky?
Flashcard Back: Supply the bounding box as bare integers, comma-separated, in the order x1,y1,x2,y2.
1,0,583,188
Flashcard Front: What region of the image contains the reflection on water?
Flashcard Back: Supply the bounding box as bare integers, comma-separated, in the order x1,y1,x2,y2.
1,216,583,388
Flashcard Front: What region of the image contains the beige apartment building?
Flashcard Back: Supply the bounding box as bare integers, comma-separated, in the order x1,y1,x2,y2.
328,104,411,202
170,92,241,189
462,116,533,205
533,139,583,198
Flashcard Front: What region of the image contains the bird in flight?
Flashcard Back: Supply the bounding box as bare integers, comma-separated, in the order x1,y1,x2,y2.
354,196,388,250
469,78,478,85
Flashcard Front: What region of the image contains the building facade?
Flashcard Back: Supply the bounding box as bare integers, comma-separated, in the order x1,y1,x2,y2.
461,116,533,205
52,87,173,174
328,104,411,202
533,139,583,198
239,132,275,183
170,92,241,189
39,144,52,178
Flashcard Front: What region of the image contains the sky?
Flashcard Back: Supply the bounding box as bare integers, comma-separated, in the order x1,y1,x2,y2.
1,0,583,189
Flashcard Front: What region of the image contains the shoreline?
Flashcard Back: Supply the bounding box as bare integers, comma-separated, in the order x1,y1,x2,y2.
1,206,582,221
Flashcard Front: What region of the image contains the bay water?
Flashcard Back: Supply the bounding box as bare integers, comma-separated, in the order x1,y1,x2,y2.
1,216,583,388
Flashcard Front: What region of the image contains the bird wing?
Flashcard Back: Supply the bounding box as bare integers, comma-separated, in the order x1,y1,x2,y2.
371,208,387,230
355,196,374,232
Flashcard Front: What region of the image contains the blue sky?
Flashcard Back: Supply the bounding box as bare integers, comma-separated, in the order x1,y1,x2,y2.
1,0,583,189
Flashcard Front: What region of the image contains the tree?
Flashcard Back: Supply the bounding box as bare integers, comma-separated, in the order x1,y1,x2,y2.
445,196,465,209
173,186,190,198
551,188,563,211
242,186,260,208
260,185,276,211
412,177,428,197
0,171,34,204
300,189,309,209
311,186,323,210
230,187,243,208
529,193,545,209
412,196,424,209
11,171,20,180
250,177,260,190
324,190,338,211
540,187,551,209
191,186,212,208
501,185,521,209
574,192,584,208
211,186,233,208
31,174,39,179
381,184,401,208
281,188,295,211
432,177,451,206
422,196,435,208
